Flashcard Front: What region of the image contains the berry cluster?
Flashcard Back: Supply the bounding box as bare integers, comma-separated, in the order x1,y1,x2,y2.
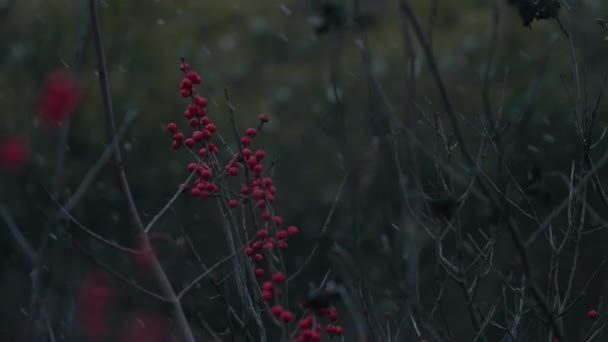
168,61,343,341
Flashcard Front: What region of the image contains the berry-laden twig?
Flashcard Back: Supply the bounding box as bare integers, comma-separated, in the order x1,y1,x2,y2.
169,60,346,341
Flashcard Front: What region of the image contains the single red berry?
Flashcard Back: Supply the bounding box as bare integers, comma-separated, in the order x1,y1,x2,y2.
273,216,283,226
279,242,288,250
167,122,177,133
246,128,257,137
287,226,299,236
184,138,195,148
326,325,335,334
281,311,294,323
243,148,252,157
229,199,238,208
272,272,286,284
253,188,265,200
180,89,191,98
244,247,254,256
187,163,197,172
255,268,265,277
252,241,263,251
241,136,252,146
271,305,283,318
253,164,264,173
257,200,266,208
194,96,207,107
262,290,272,302
200,169,212,180
229,167,239,176
201,129,212,140
173,132,184,141
261,212,271,221
276,230,287,240
199,148,207,156
256,150,266,160
334,326,343,336
191,188,201,197
181,78,192,88
240,186,249,196
0,137,30,172
330,309,339,322
263,242,274,251
201,117,210,125
259,113,270,123
311,332,321,342
254,254,264,263
192,131,203,141
262,281,274,291
172,141,182,150
206,123,216,133
588,310,599,319
257,229,269,239
263,177,272,186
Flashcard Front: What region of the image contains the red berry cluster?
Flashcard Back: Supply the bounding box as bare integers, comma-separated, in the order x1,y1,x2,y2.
168,61,343,340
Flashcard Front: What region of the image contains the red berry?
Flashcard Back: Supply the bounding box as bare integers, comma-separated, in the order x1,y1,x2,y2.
200,169,212,180
199,148,207,156
279,242,288,250
187,71,201,84
326,325,335,334
281,311,294,323
256,150,266,160
245,247,254,256
187,163,197,172
240,186,249,196
255,268,264,277
172,141,182,150
271,305,283,318
173,132,184,141
262,290,272,302
334,326,343,336
287,226,299,236
330,309,339,322
184,138,195,148
206,123,216,133
263,242,274,251
311,332,321,342
259,113,270,123
179,63,190,71
273,216,283,226
257,200,266,208
252,241,263,251
588,310,599,319
167,122,177,133
201,129,212,140
192,131,203,141
257,229,269,239
272,272,286,284
243,148,252,157
191,188,201,197
229,199,238,208
253,164,264,173
276,230,287,240
181,78,192,88
262,281,274,291
241,136,252,146
229,167,239,176
254,254,263,263
180,89,191,98
194,96,207,107
246,128,257,137
263,177,273,186
201,117,210,125
261,212,271,221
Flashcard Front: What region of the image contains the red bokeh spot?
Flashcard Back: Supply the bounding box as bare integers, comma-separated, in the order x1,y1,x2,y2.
78,271,113,339
0,136,30,172
39,71,82,126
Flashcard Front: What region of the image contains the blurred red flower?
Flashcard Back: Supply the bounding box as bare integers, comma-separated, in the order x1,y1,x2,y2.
79,271,113,339
39,71,82,126
0,136,30,172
